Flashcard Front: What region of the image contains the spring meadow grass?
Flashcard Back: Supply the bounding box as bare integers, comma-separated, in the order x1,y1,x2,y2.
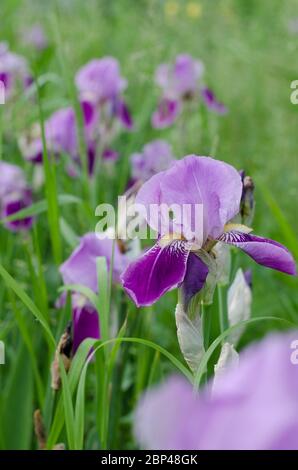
0,0,297,451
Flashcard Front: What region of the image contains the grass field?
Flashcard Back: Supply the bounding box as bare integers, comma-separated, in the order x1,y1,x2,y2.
0,0,297,450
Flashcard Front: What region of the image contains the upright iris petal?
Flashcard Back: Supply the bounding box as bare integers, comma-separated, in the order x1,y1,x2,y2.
201,87,228,114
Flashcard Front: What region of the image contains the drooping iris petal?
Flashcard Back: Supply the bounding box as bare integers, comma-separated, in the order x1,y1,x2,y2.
121,240,191,307
201,87,228,114
2,189,33,231
151,98,180,129
60,233,129,292
181,253,209,308
115,99,133,129
134,331,298,450
72,301,100,353
219,231,296,275
160,156,242,241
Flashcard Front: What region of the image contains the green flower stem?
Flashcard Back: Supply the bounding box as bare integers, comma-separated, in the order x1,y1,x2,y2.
217,284,229,335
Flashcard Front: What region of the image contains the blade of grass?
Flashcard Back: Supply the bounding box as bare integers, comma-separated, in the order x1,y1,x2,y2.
47,335,192,448
59,356,76,450
96,257,109,343
35,73,62,265
0,262,55,348
9,292,45,408
1,194,82,224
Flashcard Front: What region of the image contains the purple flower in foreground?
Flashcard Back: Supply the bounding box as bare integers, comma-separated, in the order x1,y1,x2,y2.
152,54,227,128
131,140,175,183
135,330,298,450
59,233,130,350
121,155,296,307
0,162,33,231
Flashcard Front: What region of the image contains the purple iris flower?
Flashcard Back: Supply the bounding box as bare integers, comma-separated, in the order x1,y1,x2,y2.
0,162,33,231
75,57,127,103
59,233,130,350
75,57,133,131
152,54,228,128
131,140,175,183
0,42,30,99
20,100,99,175
121,155,296,307
135,330,298,450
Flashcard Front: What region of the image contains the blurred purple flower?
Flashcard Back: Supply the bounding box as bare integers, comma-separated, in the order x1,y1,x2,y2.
22,24,48,51
102,148,119,161
0,161,33,231
135,330,298,450
75,57,127,103
151,98,181,129
60,233,130,292
152,54,227,128
155,54,204,100
122,155,296,307
0,42,31,99
75,57,133,131
19,100,99,175
59,233,130,350
131,139,175,182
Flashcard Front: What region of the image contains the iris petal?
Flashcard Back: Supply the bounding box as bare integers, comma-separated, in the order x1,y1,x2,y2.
121,240,191,307
218,231,296,275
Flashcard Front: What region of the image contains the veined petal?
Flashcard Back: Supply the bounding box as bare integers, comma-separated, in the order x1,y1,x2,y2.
121,240,191,307
218,231,296,275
